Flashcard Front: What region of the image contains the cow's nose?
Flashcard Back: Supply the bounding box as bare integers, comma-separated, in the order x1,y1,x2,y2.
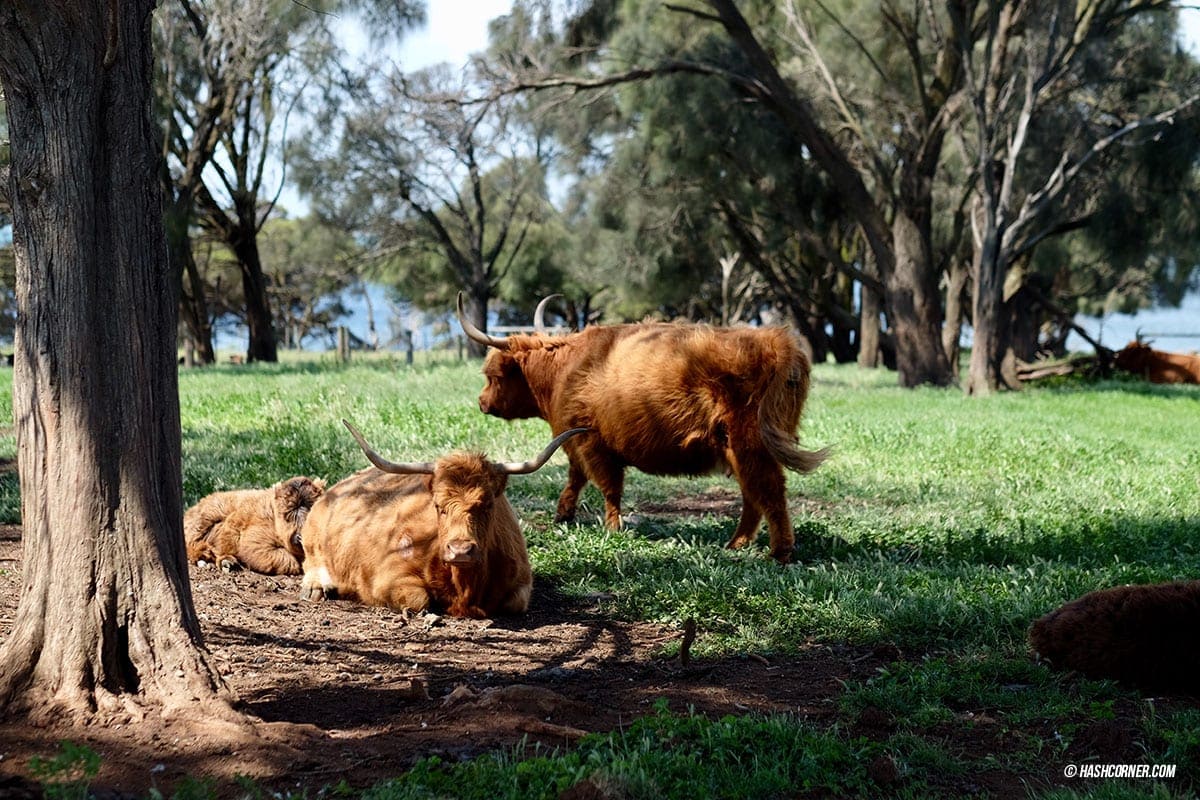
445,540,479,563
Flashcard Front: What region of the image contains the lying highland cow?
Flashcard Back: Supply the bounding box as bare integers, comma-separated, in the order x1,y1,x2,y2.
300,422,588,618
1029,581,1200,694
185,476,326,575
1113,341,1200,384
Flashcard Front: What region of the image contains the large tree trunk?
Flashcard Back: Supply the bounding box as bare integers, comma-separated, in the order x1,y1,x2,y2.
0,0,236,723
707,0,953,388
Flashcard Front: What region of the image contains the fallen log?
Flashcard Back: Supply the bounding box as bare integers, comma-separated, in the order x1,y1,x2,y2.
1015,355,1099,382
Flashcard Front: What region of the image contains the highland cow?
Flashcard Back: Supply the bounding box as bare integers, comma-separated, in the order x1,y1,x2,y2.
300,422,587,618
458,292,827,563
1029,581,1200,694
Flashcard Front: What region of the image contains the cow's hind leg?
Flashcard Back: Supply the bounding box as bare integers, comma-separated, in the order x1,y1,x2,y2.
729,450,793,563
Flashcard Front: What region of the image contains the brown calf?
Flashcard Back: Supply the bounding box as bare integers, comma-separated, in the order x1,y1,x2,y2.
185,476,326,574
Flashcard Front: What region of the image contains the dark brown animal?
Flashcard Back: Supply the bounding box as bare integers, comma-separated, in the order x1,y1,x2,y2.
458,293,827,563
300,422,587,618
1029,581,1200,694
185,476,326,574
1113,341,1200,384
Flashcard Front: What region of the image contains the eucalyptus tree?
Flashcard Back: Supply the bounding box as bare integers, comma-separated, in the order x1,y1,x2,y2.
497,0,969,386
954,1,1200,394
155,0,423,363
293,63,555,357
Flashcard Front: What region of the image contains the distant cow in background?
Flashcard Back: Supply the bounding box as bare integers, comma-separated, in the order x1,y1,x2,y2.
300,422,587,618
186,476,326,574
1029,581,1200,694
1113,341,1200,384
458,293,828,563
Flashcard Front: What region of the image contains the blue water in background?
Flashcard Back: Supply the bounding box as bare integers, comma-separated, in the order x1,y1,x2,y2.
1067,292,1200,353
215,282,1200,356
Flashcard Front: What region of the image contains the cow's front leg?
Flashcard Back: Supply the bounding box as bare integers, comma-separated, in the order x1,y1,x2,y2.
300,563,337,601
586,459,625,529
378,576,431,614
496,581,532,615
554,459,590,522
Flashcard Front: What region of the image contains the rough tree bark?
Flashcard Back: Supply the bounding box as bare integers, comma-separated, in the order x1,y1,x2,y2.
0,0,238,723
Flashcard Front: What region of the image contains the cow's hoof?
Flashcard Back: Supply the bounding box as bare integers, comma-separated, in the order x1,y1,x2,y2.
301,584,325,602
219,558,242,573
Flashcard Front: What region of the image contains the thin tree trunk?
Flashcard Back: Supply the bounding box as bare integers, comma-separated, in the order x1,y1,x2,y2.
168,204,216,365
966,227,1013,395
0,0,236,722
858,267,883,369
943,259,969,377
233,231,278,363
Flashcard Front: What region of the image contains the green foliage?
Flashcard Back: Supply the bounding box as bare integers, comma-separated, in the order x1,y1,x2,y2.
361,702,878,800
28,741,101,800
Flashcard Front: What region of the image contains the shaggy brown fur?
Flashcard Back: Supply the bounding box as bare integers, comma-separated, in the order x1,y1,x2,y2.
1029,581,1200,694
185,476,326,575
471,322,827,563
1113,341,1200,384
300,454,532,619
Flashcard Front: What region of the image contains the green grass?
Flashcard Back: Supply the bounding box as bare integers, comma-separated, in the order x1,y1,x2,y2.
2,356,1198,798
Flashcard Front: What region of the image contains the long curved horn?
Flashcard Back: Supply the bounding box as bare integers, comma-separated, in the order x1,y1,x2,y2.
533,293,563,333
457,292,510,350
496,427,590,475
343,419,436,475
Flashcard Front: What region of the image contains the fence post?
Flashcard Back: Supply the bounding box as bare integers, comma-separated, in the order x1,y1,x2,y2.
337,326,350,363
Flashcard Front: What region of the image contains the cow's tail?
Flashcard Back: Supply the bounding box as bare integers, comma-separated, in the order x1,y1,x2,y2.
758,340,829,474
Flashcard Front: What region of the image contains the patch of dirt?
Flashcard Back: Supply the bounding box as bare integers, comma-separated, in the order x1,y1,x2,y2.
0,525,1181,798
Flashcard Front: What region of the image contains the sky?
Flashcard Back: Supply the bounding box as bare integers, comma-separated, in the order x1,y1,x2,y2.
398,0,514,69
405,2,1200,66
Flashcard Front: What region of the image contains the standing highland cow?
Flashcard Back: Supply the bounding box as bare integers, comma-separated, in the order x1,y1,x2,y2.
458,293,827,563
